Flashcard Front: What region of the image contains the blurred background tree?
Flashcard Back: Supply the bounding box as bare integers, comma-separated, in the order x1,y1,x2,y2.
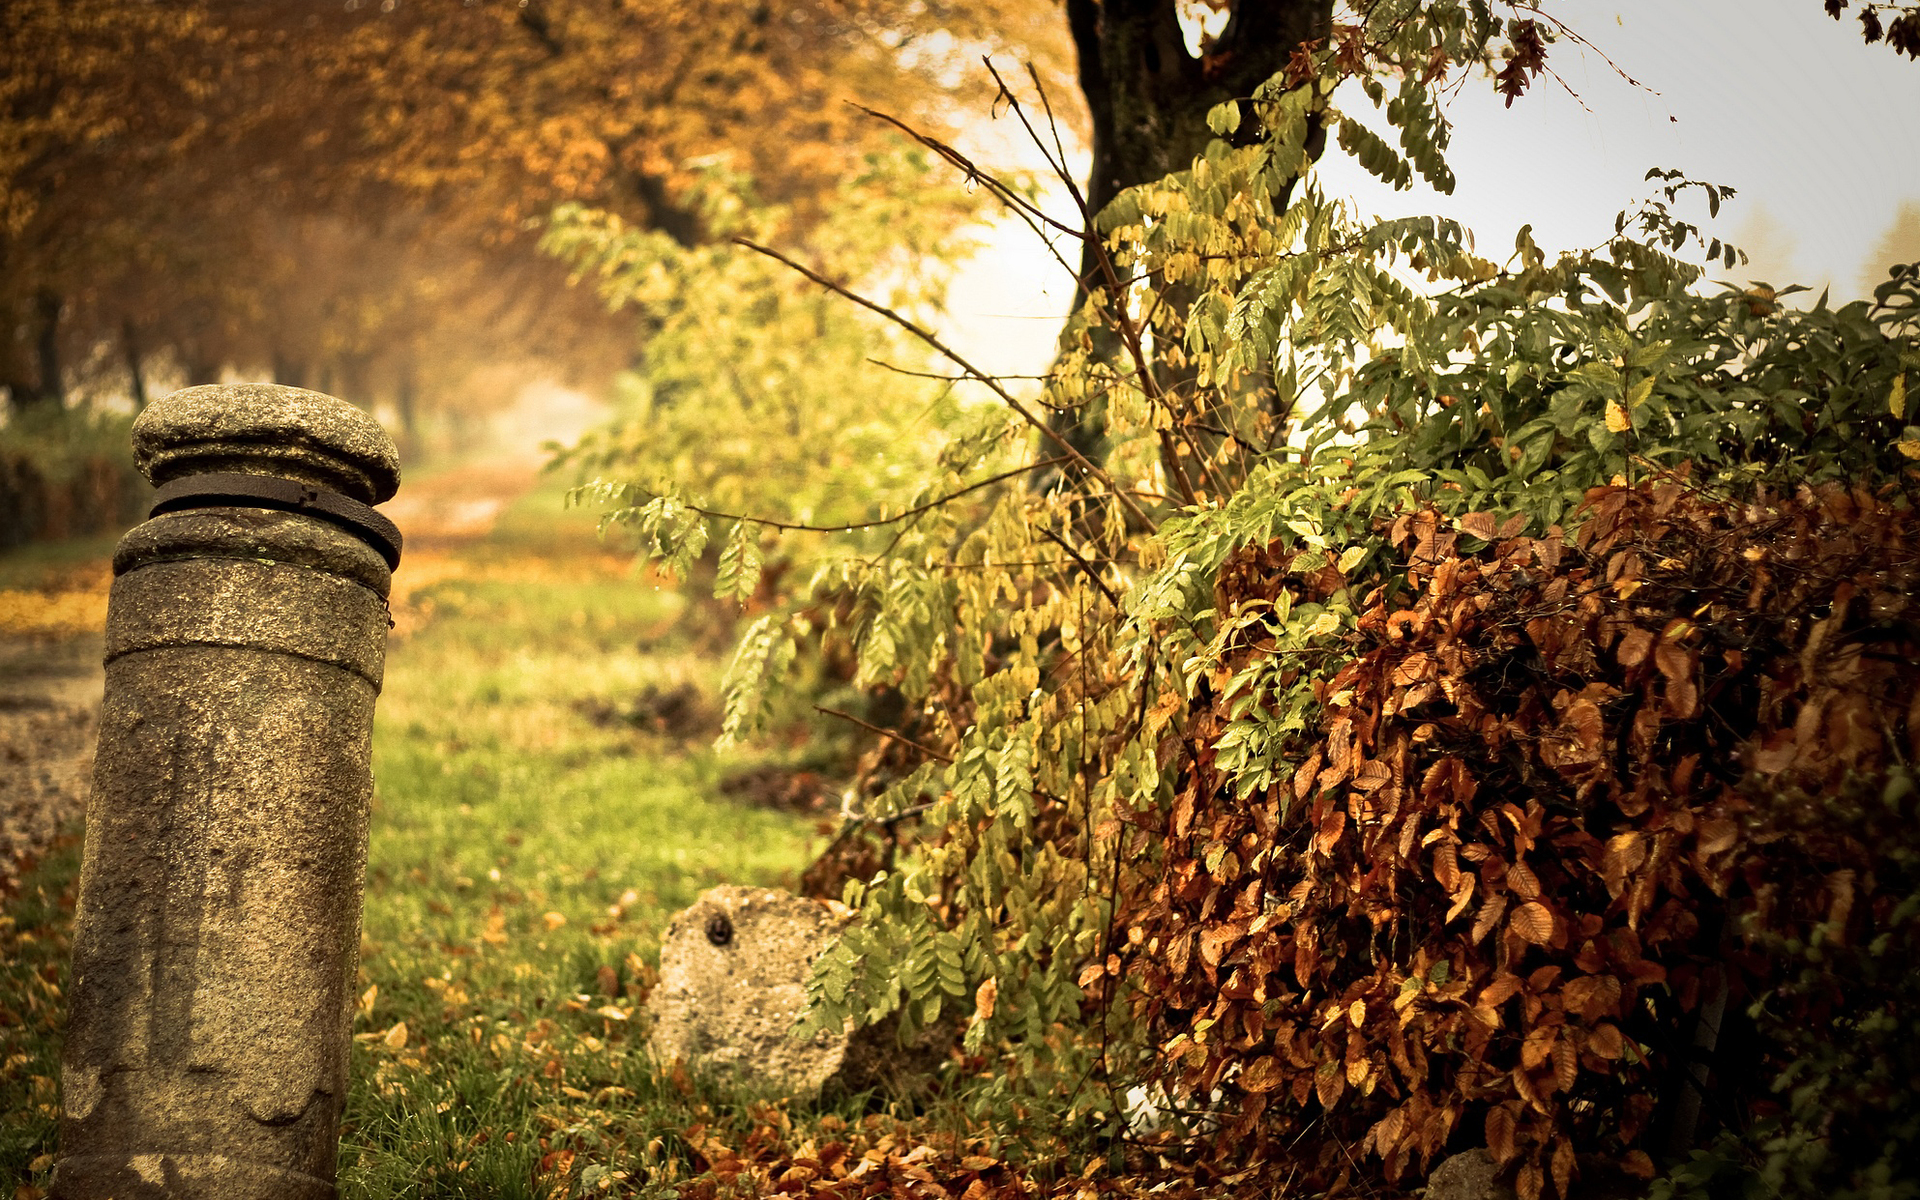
0,0,1070,455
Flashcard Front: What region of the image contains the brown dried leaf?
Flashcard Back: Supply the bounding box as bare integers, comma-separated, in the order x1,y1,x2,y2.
1315,1058,1345,1109
1313,808,1348,854
1616,628,1653,668
1200,920,1246,968
1520,1025,1557,1070
1390,652,1435,687
1434,842,1461,893
1472,892,1510,944
1507,860,1541,899
1654,637,1692,684
1696,817,1739,857
1294,750,1324,801
1445,876,1476,923
1511,901,1555,945
1563,699,1603,751
1561,974,1621,1021
1352,760,1392,793
1587,1022,1624,1059
1240,1055,1283,1094
1518,1160,1544,1200
1486,1105,1518,1165
1665,676,1700,719
1459,511,1498,541
1478,973,1524,1008
1552,1036,1579,1094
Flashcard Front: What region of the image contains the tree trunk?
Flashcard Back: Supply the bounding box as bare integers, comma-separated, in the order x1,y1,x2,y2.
394,357,420,461
1052,0,1332,466
17,289,67,412
122,320,149,410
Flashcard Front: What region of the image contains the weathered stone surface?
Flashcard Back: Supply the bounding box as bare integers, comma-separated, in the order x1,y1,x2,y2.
131,383,401,503
55,385,398,1200
115,508,392,596
648,886,855,1097
1426,1149,1517,1200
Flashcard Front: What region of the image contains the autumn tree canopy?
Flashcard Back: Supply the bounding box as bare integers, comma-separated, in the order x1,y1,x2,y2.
0,0,1070,430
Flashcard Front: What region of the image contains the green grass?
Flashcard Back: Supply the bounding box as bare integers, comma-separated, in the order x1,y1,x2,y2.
0,534,118,591
1,473,829,1199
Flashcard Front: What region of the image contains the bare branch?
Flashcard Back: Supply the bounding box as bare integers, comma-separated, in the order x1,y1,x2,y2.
630,456,1072,535
734,237,1154,530
815,706,953,764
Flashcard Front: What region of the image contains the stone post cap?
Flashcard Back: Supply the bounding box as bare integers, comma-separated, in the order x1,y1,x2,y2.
133,384,402,505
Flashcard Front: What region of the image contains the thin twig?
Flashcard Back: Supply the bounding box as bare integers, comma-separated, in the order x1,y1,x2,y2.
644,457,1071,535
867,357,1057,383
982,62,1194,506
815,705,954,764
848,101,1087,288
734,237,1154,530
1034,525,1122,608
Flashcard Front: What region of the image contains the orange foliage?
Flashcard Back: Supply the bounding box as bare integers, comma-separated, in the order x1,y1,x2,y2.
1118,478,1920,1198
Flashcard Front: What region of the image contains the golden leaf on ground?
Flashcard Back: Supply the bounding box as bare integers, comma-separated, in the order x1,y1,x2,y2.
382,1021,409,1050
542,911,568,931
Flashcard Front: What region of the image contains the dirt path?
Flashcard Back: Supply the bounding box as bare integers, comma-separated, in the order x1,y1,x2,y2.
0,634,102,893
0,457,547,893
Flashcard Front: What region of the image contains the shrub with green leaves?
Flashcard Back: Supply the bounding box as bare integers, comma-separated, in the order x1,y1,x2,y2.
555,2,1920,1190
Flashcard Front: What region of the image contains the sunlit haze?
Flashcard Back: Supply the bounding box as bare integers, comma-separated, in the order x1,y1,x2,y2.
940,0,1920,380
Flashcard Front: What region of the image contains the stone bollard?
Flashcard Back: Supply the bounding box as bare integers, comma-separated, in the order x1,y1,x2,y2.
53,385,403,1200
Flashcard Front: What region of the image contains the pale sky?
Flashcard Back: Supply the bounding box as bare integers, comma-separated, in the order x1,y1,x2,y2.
940,0,1920,379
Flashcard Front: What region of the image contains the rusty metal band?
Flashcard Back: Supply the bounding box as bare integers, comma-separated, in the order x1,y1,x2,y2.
149,472,403,570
